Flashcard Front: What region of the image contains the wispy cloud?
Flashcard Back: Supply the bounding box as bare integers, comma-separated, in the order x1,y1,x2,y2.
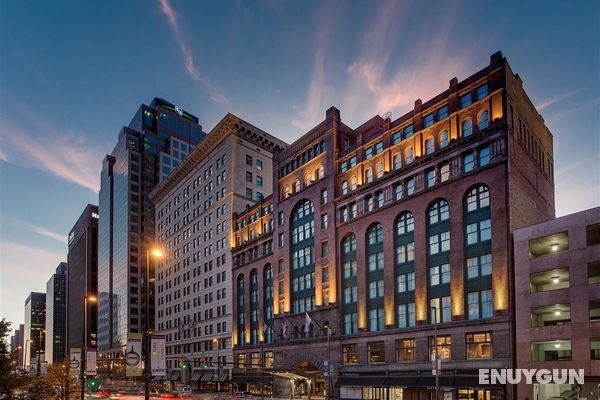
159,0,227,104
291,1,333,130
341,0,475,123
548,96,600,121
13,220,67,244
536,89,580,111
1,117,103,192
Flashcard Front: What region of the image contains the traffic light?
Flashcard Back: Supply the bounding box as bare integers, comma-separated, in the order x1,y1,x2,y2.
203,362,208,369
182,363,189,370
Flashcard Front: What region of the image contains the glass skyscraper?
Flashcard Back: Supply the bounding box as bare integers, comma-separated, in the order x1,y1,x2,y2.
97,98,205,375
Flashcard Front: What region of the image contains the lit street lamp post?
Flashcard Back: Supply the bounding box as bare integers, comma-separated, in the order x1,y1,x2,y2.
145,248,163,400
82,295,97,400
213,338,220,392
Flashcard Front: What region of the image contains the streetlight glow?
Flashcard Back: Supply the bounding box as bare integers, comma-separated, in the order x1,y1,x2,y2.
151,248,164,258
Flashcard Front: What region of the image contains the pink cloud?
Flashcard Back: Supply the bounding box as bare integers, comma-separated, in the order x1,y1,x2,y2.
159,0,227,104
1,118,103,192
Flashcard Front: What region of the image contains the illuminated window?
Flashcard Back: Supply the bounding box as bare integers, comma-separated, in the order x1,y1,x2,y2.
343,344,358,364
350,176,357,191
294,179,301,193
368,341,385,363
466,332,492,359
396,339,416,361
532,341,572,361
316,165,324,179
429,335,452,360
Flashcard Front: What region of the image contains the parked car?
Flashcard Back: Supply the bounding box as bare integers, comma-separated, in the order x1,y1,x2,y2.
181,385,192,394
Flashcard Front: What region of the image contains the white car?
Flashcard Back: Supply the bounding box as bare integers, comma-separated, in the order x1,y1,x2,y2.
181,385,193,394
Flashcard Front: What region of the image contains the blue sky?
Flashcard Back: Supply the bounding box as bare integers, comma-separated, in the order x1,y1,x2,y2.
0,0,598,329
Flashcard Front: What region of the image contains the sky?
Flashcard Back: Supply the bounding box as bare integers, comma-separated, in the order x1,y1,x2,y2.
0,0,598,330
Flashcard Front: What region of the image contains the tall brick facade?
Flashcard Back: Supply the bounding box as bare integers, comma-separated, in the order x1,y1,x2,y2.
231,52,555,400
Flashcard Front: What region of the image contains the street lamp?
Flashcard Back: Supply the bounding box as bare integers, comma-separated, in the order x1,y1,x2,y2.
431,306,440,400
145,247,163,400
82,295,97,400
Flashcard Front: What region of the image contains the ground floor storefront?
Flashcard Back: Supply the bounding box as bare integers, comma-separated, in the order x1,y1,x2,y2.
337,375,505,400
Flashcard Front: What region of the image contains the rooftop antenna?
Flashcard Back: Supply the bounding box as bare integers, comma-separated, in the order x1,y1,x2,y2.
383,111,392,120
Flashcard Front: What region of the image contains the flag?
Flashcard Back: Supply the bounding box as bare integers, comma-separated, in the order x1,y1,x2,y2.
150,335,167,376
305,312,312,333
282,319,289,339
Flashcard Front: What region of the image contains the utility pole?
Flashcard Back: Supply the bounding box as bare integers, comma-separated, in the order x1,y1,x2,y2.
431,306,440,400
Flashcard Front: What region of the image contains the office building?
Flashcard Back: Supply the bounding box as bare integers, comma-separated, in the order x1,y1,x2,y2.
24,292,46,369
98,98,205,377
514,207,600,400
46,262,67,364
67,205,98,351
150,113,286,389
230,51,556,400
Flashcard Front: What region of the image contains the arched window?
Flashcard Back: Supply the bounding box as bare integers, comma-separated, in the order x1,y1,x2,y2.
425,138,435,155
393,154,402,170
465,185,490,212
462,119,473,137
366,223,384,331
263,264,274,343
365,168,373,184
395,211,416,328
376,163,384,179
396,212,414,235
428,199,450,224
341,181,349,195
367,223,384,245
305,173,313,187
291,200,315,314
406,147,414,164
478,110,489,130
294,179,301,193
342,234,358,334
315,165,323,180
284,185,291,198
439,130,449,148
350,176,357,191
237,275,246,346
250,269,259,344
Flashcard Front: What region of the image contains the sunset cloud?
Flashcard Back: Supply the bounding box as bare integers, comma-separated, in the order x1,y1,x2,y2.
536,89,580,111
1,118,103,193
14,220,67,244
159,0,227,104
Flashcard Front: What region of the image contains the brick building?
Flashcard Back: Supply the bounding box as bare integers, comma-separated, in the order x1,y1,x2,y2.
514,207,600,400
231,51,556,400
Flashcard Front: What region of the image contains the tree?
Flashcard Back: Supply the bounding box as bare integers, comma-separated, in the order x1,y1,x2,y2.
0,319,32,399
